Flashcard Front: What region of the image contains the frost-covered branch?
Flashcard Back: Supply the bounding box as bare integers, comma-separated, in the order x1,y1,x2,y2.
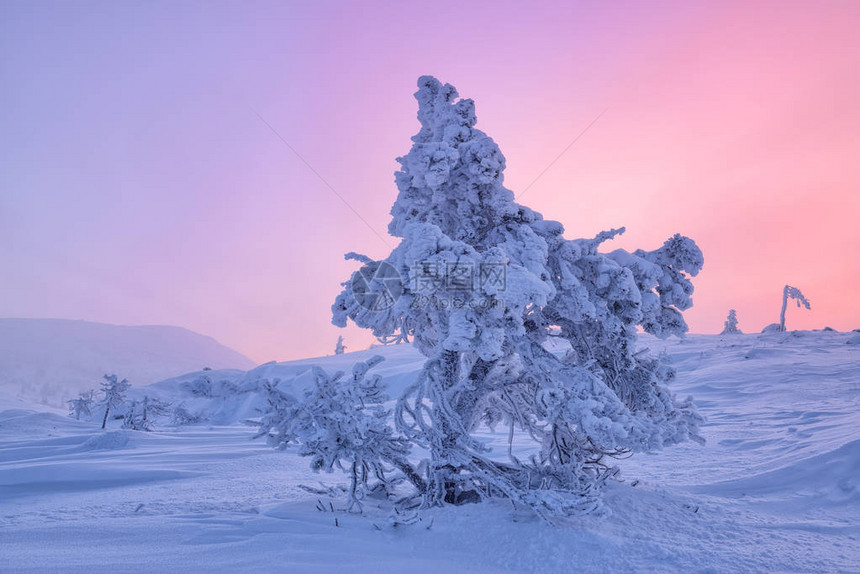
257,357,423,511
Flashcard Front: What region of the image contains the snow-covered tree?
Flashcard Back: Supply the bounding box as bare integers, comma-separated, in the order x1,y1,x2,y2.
171,403,203,426
122,400,140,430
257,358,419,511
67,390,95,421
721,309,742,335
181,374,213,397
779,285,811,332
123,395,172,431
143,396,172,429
335,335,346,355
255,379,299,448
97,374,131,429
330,77,705,519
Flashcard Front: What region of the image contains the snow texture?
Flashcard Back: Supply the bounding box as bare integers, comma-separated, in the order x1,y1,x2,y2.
1,332,858,572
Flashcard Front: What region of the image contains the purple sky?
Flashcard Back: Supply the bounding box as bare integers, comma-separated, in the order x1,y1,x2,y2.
2,1,858,362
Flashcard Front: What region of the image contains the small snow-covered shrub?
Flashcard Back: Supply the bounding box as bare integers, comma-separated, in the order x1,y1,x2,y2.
67,390,95,421
257,359,419,511
123,396,172,431
211,378,240,397
171,403,204,426
180,374,245,399
721,309,742,335
181,375,213,398
255,379,299,448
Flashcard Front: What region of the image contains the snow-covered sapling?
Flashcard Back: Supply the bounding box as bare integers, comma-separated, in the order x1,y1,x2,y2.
171,403,203,426
331,76,704,519
181,374,213,397
258,358,420,511
67,390,95,421
334,335,346,355
779,285,811,332
98,374,131,429
255,379,299,448
123,395,172,431
721,309,742,335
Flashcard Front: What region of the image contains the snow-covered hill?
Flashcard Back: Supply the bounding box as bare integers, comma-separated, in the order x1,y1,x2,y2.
129,343,425,426
0,318,256,408
0,331,858,572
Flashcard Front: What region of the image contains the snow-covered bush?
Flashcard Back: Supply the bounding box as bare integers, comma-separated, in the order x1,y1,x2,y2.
255,379,299,448
179,374,243,399
97,374,131,429
721,309,742,335
779,285,811,332
211,378,240,397
67,390,95,421
329,76,704,519
334,335,346,355
181,375,213,397
171,402,204,426
123,396,172,431
257,358,419,511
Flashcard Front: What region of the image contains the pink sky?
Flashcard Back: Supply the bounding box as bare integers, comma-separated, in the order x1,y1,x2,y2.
1,1,858,362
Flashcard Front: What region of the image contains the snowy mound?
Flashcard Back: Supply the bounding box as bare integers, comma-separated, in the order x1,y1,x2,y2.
0,408,80,438
0,386,52,414
0,318,256,408
702,439,860,507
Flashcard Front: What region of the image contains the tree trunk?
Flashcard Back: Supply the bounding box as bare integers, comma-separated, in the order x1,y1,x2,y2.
101,405,110,429
779,286,789,332
349,460,358,509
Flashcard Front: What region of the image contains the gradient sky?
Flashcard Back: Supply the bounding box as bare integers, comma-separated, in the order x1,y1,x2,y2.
2,1,858,362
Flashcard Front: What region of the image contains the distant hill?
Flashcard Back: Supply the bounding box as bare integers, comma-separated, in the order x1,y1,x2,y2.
0,318,256,408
